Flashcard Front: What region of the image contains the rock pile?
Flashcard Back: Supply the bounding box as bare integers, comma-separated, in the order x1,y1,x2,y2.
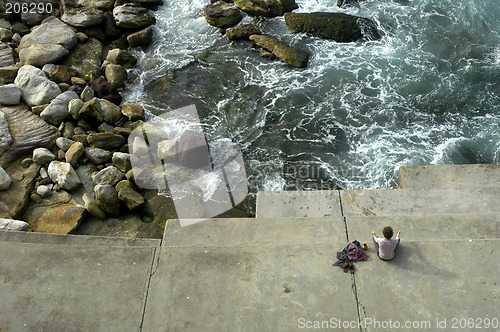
0,0,162,235
202,0,381,68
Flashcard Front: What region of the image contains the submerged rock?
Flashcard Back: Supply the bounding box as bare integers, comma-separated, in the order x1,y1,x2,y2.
226,22,261,40
284,12,380,42
203,1,242,29
250,34,309,68
234,0,298,17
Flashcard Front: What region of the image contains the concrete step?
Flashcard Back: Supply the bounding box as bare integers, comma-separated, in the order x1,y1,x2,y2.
398,163,500,189
256,187,500,218
0,230,161,247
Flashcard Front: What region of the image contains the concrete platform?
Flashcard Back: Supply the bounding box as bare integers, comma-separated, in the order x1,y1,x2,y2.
1,211,499,332
256,188,500,218
398,164,500,189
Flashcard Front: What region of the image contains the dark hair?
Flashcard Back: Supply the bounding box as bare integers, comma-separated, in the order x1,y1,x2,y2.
382,226,393,239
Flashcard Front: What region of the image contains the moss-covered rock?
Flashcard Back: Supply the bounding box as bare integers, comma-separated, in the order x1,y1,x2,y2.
60,37,103,78
203,1,242,28
234,0,298,17
284,12,368,42
250,34,308,68
226,22,261,40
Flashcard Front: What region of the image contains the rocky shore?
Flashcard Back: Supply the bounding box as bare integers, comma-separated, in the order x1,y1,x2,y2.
202,0,381,68
0,0,211,238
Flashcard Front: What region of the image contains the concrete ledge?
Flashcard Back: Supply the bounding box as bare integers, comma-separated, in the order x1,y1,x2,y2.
256,190,342,218
164,217,346,246
340,188,500,216
0,230,161,247
398,164,500,189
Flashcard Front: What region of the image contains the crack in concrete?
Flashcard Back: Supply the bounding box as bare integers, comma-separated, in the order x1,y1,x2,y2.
339,190,366,332
138,239,163,332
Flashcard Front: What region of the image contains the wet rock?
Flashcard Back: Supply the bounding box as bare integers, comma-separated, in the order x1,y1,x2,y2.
0,104,58,165
94,183,121,216
113,4,156,29
284,12,372,42
40,91,80,126
84,147,112,165
0,84,21,106
33,148,56,165
23,190,87,234
233,0,298,17
117,187,144,211
127,26,152,48
226,22,261,40
0,165,11,190
105,49,137,69
105,63,128,87
87,132,125,150
121,103,144,121
91,77,122,105
92,165,126,186
203,2,242,28
61,5,105,28
250,34,309,68
47,161,82,191
82,192,106,219
65,142,85,166
61,37,103,79
14,65,61,107
100,99,122,124
0,218,30,231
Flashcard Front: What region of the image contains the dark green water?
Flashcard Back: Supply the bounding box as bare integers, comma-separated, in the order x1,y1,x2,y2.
125,0,500,195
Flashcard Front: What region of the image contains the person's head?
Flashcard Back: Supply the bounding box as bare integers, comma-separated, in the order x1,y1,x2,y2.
382,226,393,239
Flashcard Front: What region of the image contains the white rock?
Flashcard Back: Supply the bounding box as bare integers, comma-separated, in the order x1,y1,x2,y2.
0,84,22,105
33,147,56,165
0,218,29,231
0,165,12,191
47,161,82,191
14,65,61,107
36,185,52,198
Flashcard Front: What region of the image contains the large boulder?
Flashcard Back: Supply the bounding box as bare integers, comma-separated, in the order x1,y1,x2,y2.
40,91,80,126
61,5,105,28
23,190,87,234
113,4,156,29
47,161,82,191
0,84,21,106
233,0,298,17
203,2,242,28
18,16,77,66
250,34,308,68
284,12,379,42
226,22,261,40
0,104,58,165
14,65,61,107
61,37,103,79
0,110,12,155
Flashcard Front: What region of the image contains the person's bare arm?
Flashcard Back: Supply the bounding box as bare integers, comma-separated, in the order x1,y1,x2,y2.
371,231,376,238
396,231,401,238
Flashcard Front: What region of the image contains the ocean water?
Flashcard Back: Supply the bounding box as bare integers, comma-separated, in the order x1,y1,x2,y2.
124,0,500,200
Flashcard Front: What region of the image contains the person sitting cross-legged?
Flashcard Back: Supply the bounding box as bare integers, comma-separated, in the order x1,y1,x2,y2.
371,226,400,261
